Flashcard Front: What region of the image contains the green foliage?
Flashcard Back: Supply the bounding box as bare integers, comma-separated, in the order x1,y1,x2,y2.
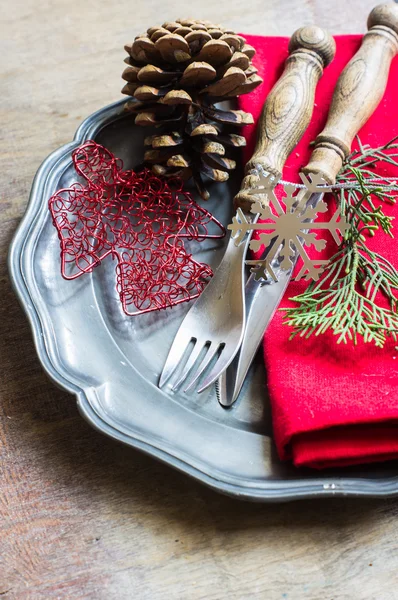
284,137,398,347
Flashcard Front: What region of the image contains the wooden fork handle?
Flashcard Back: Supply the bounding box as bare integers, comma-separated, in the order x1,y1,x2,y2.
302,3,398,184
234,26,335,210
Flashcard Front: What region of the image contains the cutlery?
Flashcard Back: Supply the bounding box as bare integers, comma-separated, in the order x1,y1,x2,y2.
218,1,398,407
159,25,336,392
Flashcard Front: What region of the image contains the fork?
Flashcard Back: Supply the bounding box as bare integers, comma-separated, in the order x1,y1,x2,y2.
159,25,336,393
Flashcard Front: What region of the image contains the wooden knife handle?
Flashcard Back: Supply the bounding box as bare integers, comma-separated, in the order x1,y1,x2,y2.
303,3,398,184
234,26,335,210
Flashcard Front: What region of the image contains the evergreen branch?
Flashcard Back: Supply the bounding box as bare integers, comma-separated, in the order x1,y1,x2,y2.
283,136,398,347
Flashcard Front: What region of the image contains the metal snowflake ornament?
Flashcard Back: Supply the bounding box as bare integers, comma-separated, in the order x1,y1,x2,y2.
228,171,349,282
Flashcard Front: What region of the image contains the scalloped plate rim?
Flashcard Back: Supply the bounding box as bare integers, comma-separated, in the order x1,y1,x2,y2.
7,98,398,501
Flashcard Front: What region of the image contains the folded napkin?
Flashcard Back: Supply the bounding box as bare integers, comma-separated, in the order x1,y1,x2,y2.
238,34,398,469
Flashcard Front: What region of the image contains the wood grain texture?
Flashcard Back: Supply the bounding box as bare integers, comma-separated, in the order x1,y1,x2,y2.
303,2,398,182
246,26,335,175
1,1,398,599
235,26,335,210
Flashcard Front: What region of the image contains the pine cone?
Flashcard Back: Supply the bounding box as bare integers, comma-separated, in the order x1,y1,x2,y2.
122,18,262,199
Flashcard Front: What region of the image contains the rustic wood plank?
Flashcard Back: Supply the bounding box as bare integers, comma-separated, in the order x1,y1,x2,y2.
1,1,397,599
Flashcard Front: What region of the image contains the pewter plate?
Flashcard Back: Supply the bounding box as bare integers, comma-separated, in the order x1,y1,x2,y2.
9,99,398,501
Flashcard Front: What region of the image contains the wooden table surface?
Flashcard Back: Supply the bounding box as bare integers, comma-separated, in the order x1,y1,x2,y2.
1,1,398,598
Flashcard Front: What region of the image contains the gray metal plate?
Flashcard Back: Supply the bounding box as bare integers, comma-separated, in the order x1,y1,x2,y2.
8,98,398,501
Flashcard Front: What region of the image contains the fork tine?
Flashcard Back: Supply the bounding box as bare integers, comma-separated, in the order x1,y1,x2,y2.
171,339,206,391
184,343,221,392
196,347,239,393
159,331,193,387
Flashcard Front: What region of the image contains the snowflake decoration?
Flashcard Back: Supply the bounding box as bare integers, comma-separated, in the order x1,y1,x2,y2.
228,171,349,282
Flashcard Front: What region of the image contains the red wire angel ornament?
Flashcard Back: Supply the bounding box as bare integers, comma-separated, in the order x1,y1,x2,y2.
49,141,225,315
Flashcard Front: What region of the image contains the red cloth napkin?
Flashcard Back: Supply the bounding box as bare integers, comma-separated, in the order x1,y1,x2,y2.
238,34,398,469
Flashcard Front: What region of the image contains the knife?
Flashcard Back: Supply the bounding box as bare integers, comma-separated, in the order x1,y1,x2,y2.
218,1,398,407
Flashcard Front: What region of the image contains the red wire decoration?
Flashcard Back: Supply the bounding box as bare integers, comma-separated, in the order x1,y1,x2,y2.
49,141,225,315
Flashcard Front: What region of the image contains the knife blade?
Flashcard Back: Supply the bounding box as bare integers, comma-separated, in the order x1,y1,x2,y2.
217,190,322,407
217,2,398,407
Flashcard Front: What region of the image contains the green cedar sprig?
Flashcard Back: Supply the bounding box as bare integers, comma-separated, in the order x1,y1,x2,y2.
283,137,398,347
